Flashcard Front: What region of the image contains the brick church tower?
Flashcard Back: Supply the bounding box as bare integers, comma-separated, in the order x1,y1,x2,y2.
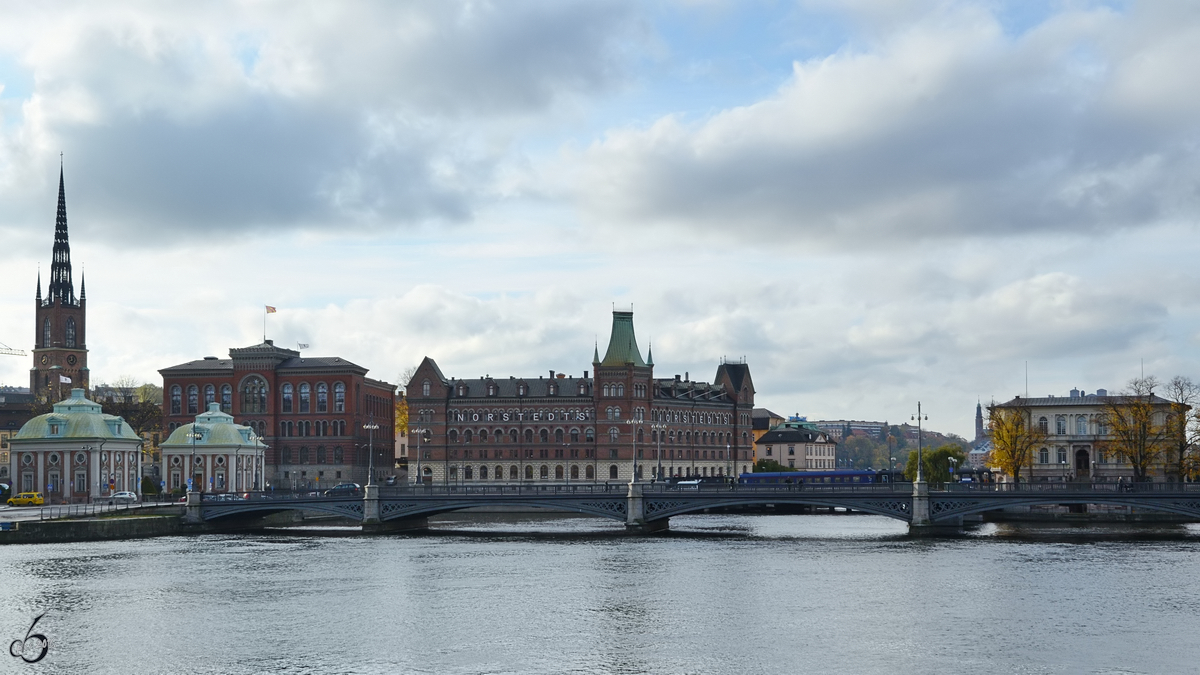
30,165,89,401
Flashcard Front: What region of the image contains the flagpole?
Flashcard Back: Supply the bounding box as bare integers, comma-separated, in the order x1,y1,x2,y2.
264,306,267,342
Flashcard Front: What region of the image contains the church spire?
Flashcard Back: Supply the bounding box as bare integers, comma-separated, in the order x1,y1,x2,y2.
36,268,42,303
48,161,76,306
80,268,86,301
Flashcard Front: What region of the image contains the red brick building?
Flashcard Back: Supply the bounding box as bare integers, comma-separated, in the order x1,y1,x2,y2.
407,310,755,484
160,341,395,489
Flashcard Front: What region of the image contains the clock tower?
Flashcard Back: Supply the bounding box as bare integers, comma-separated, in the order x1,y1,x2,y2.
30,164,89,401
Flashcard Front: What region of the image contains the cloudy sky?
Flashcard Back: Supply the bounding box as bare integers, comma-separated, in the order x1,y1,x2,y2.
3,0,1199,438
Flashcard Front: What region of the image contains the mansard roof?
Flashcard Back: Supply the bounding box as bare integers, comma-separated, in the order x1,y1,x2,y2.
447,375,591,399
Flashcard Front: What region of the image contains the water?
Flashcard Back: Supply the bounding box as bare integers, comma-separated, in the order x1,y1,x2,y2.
3,514,1200,674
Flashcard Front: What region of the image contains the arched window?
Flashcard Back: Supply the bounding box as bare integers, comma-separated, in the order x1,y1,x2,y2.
242,376,267,414
316,446,327,463
586,465,595,479
570,465,579,479
555,465,564,479
480,429,489,442
65,317,76,348
524,429,534,443
603,384,611,397
465,429,474,443
609,465,619,479
617,384,625,396
170,386,182,415
479,465,488,480
585,428,595,442
488,384,496,396
510,429,519,443
299,383,311,413
449,430,459,444
555,429,564,443
221,385,232,412
1076,415,1087,435
1055,415,1067,435
539,429,549,443
203,384,215,407
525,465,533,480
637,428,644,443
421,380,430,397
509,465,517,480
43,319,51,348
334,446,344,463
540,465,549,479
571,429,579,443
1039,448,1049,464
609,428,619,442
579,382,586,395
282,383,294,413
187,385,199,414
317,383,328,412
1038,417,1049,434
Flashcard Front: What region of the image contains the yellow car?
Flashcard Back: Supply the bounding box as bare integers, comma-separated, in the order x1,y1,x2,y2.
6,492,44,507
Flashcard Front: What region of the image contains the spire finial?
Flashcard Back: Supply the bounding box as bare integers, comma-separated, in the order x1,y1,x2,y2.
48,162,75,305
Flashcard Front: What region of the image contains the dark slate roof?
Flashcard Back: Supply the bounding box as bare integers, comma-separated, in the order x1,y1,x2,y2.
994,395,1174,407
449,376,591,399
159,358,233,373
160,355,368,375
653,378,730,402
716,362,750,392
420,356,448,385
756,423,832,445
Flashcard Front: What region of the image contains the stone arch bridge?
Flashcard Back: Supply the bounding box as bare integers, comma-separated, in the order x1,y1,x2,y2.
190,482,1200,535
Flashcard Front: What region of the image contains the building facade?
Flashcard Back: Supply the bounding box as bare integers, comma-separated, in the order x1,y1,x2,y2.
31,166,90,401
754,418,838,471
991,388,1177,482
751,408,785,462
406,310,755,484
160,403,266,493
159,341,396,489
8,389,142,502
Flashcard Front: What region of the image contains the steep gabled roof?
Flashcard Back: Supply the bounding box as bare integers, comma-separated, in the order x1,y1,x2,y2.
600,311,646,367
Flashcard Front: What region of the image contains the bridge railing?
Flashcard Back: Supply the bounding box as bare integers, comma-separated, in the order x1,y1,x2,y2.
378,483,632,498
39,501,138,520
942,481,1200,494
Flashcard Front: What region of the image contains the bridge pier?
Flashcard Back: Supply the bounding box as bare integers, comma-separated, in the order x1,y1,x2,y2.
184,490,202,525
363,484,380,525
626,482,670,534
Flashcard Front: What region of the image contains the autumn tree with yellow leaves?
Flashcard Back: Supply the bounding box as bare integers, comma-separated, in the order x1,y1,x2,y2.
987,400,1046,484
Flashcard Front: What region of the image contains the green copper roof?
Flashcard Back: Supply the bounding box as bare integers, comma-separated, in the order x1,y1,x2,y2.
600,311,646,367
161,403,264,448
14,388,140,441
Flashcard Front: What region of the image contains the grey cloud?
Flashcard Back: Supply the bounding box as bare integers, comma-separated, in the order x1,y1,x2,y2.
570,3,1200,245
0,0,645,242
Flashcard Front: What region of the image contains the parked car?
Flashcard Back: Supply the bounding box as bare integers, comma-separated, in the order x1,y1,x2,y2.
110,491,139,504
384,475,397,486
323,483,362,497
7,492,45,507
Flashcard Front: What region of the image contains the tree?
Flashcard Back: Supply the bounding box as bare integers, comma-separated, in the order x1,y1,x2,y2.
394,396,409,437
397,366,418,393
137,383,164,405
902,445,966,485
753,458,798,473
987,400,1046,484
1162,375,1200,480
1101,376,1170,482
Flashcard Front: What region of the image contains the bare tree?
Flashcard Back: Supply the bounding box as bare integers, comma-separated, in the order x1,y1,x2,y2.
987,400,1046,484
1162,375,1200,480
1101,376,1170,482
397,366,418,393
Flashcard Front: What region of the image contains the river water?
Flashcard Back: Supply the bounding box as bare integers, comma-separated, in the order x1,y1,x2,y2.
3,514,1200,674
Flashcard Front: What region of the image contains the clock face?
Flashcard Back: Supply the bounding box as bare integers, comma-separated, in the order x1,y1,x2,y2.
67,354,77,366
40,355,48,365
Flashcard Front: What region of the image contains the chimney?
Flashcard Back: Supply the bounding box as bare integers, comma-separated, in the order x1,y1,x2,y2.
675,374,681,382
549,370,555,379
685,371,689,381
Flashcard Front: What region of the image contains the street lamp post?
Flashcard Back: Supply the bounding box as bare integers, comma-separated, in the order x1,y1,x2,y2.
188,426,202,494
726,443,732,481
949,456,958,485
627,419,640,484
411,427,426,486
911,403,927,483
651,424,666,481
363,418,379,486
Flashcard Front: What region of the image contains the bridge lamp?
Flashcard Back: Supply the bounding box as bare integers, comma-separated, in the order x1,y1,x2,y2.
911,403,927,484
651,424,666,481
363,419,380,486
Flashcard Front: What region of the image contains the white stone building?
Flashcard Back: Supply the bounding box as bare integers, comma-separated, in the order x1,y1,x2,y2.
161,403,266,493
8,388,143,503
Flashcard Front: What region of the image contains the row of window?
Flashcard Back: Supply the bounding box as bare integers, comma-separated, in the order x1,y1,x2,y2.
279,420,347,437
652,409,735,426
170,379,349,416
1038,415,1100,435
42,317,79,348
436,463,733,481
280,446,345,464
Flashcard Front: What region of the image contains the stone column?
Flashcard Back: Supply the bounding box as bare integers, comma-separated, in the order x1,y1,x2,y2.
363,483,380,524
625,482,668,533
184,490,202,524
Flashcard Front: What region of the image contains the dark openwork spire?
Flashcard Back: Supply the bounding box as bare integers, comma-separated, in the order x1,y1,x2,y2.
36,268,42,302
48,162,76,306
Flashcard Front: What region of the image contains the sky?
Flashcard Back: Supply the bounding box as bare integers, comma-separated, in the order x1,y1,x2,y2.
2,0,1200,439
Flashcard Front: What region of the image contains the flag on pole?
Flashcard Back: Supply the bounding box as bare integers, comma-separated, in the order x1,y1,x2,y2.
59,375,72,383
297,342,310,349
265,305,277,314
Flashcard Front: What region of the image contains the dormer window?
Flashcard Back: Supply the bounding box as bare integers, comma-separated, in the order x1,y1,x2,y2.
548,384,555,396
488,384,496,396
579,382,586,395
518,384,526,396
48,423,61,436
